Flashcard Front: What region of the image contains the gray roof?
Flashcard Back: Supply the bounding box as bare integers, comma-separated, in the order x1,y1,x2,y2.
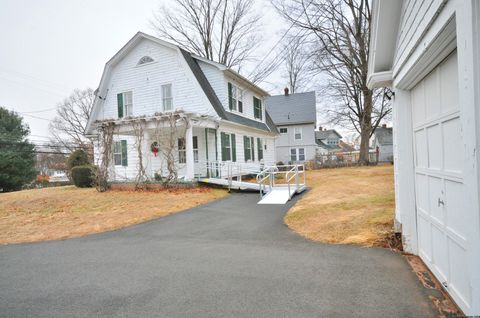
315,129,342,140
374,127,393,145
265,92,316,125
180,48,277,133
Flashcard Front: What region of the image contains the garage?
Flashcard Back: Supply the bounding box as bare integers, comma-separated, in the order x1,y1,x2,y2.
411,51,471,310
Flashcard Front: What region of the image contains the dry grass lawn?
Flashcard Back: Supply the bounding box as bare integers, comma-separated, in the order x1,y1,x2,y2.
0,186,228,245
285,165,395,247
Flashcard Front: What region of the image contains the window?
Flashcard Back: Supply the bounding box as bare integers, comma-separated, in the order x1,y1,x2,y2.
253,97,262,120
178,138,186,164
290,148,305,162
162,84,173,111
193,136,198,163
117,91,133,118
221,132,236,161
257,138,263,161
137,56,154,65
243,136,255,162
294,127,302,140
113,140,128,166
279,127,288,134
228,82,243,112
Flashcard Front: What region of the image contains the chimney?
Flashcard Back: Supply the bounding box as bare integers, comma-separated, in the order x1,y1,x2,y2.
382,124,387,128
284,87,289,96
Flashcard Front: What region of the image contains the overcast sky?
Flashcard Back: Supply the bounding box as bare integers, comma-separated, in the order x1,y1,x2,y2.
0,0,296,140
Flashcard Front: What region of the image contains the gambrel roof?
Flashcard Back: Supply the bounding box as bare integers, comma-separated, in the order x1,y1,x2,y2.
85,32,277,135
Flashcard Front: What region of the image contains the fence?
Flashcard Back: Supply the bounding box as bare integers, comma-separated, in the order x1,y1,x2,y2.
312,150,379,169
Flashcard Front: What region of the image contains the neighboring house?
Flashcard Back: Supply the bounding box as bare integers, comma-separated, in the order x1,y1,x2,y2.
265,90,317,164
315,128,342,154
371,125,393,162
368,0,480,314
85,32,277,181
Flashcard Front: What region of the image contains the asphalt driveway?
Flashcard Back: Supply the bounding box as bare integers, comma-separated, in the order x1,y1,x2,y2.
0,193,436,317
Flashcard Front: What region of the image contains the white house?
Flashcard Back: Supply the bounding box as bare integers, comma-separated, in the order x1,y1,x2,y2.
315,128,343,154
265,90,317,164
85,32,278,181
371,125,393,162
368,0,480,314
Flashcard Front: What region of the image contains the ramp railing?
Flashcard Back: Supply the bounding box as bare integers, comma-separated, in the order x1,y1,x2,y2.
256,164,306,200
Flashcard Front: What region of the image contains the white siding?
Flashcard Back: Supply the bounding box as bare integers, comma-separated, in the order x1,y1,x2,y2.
393,0,445,75
275,123,317,163
224,74,267,123
95,39,217,122
198,61,226,109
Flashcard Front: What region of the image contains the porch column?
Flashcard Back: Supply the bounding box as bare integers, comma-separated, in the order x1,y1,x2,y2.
185,124,194,180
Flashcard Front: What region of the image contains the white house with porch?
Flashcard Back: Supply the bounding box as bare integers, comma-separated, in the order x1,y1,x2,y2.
85,32,278,182
368,0,480,314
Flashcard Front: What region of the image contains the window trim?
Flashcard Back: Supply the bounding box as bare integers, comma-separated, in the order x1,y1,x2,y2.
137,56,155,66
253,96,263,120
228,82,243,113
290,147,306,162
113,140,128,166
178,138,186,164
279,127,288,134
294,127,303,140
162,83,173,111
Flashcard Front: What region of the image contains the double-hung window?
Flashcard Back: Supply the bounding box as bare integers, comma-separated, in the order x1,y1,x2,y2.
113,140,128,166
243,136,255,162
228,82,243,112
257,138,263,161
117,91,133,118
279,127,288,134
162,84,173,111
253,97,262,120
221,132,236,161
294,127,302,140
178,138,186,164
290,148,305,162
193,136,199,163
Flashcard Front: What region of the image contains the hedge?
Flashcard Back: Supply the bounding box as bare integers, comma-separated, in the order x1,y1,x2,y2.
71,165,94,188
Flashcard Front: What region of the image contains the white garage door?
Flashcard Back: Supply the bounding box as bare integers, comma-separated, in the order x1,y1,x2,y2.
411,51,471,310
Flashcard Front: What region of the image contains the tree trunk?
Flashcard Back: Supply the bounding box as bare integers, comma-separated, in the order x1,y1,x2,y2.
359,88,373,164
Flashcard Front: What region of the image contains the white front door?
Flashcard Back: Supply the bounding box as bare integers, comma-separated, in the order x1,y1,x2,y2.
411,51,471,310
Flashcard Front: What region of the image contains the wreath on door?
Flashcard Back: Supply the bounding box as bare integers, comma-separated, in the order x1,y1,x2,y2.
150,141,159,157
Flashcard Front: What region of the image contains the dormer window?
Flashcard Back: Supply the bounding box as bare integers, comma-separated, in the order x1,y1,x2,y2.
228,82,243,113
137,56,154,65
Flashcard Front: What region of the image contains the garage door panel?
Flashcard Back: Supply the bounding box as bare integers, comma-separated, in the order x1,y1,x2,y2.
415,129,428,168
440,51,459,113
412,81,426,125
431,225,449,282
418,216,432,262
425,69,441,120
428,176,444,224
416,174,429,212
442,117,463,174
445,179,467,240
448,239,471,308
427,124,442,170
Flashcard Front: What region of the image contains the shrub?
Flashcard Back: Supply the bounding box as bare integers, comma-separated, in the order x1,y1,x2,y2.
71,165,94,188
67,150,89,170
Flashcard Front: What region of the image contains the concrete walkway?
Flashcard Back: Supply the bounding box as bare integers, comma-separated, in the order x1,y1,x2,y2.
0,193,436,317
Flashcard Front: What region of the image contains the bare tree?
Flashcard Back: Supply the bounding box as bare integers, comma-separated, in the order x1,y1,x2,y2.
49,88,94,154
152,111,188,185
274,0,391,163
282,36,312,93
150,0,261,69
132,119,148,189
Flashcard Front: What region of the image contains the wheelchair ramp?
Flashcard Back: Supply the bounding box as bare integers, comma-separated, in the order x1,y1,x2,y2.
257,187,292,205
199,178,260,191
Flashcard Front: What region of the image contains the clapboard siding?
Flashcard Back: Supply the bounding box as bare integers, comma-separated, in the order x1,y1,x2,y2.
198,60,227,109
96,39,216,121
393,0,446,74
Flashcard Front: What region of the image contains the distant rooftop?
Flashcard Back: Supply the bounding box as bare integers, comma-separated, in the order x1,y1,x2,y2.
315,128,342,140
265,91,316,125
374,126,393,145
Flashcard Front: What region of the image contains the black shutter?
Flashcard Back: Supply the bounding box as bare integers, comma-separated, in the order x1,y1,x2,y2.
121,140,128,166
221,132,229,161
117,93,124,118
251,137,255,161
257,138,263,160
228,83,233,110
243,136,249,161
231,134,236,162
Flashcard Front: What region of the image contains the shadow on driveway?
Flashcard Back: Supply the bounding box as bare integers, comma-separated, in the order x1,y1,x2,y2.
0,193,436,317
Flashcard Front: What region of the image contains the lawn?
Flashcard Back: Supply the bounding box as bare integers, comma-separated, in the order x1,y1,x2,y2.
0,186,228,245
285,165,395,247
